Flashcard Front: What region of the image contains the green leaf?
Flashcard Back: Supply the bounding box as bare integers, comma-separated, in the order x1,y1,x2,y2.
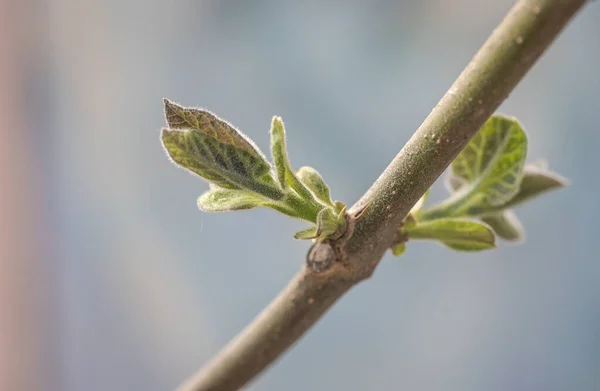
162,99,282,199
293,203,346,240
443,159,566,242
269,116,290,189
334,201,347,215
293,226,318,240
162,127,284,200
197,185,317,222
269,117,314,200
405,218,496,251
161,100,285,201
423,115,527,219
163,99,264,154
451,116,527,204
391,242,406,256
297,166,334,206
315,208,343,240
500,164,568,209
446,163,568,212
197,185,265,212
480,210,524,242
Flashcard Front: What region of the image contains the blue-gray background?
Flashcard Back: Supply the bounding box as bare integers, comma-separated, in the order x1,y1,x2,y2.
44,1,600,390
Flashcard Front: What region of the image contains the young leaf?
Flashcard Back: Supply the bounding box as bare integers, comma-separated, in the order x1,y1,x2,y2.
446,163,567,213
297,166,334,206
164,99,268,161
269,117,314,200
452,116,527,203
196,185,316,223
422,115,527,219
197,186,265,212
405,218,496,251
391,242,406,256
334,201,347,215
162,127,284,200
270,116,290,189
315,208,343,240
480,210,524,242
500,164,568,209
292,204,346,241
293,227,318,240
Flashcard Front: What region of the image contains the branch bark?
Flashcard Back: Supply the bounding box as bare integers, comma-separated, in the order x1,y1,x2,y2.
177,0,587,390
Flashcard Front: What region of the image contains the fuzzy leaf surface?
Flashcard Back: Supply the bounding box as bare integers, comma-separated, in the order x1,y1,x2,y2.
164,99,266,158
269,117,314,199
197,186,265,212
501,165,568,208
405,218,496,251
293,227,318,240
446,163,567,212
162,127,283,200
480,210,524,241
297,166,334,206
423,115,527,219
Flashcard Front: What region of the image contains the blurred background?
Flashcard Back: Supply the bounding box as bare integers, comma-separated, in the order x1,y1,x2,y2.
2,0,599,390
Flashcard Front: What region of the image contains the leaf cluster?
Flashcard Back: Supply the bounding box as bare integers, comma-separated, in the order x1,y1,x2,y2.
394,116,568,254
161,99,346,240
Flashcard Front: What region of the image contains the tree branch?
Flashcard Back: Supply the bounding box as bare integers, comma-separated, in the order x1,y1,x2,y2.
177,0,587,390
